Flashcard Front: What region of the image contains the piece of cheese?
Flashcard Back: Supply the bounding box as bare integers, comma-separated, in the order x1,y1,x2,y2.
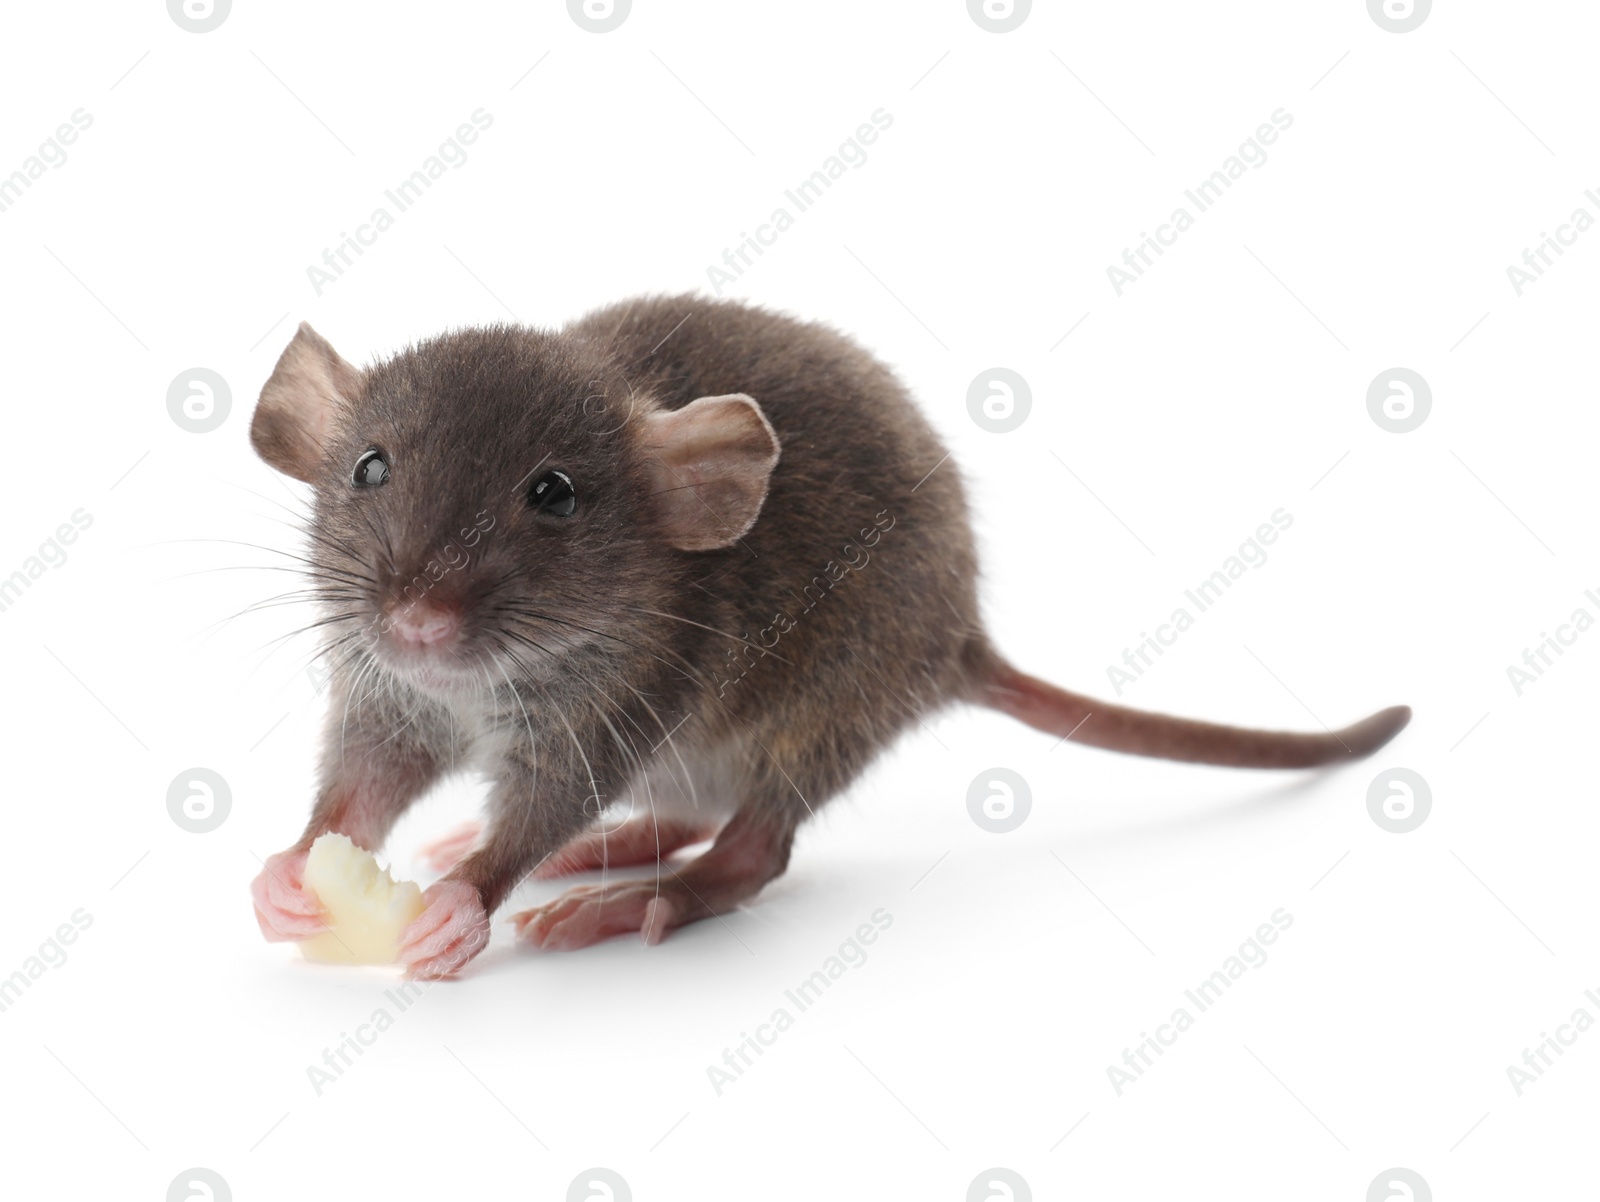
298,833,425,965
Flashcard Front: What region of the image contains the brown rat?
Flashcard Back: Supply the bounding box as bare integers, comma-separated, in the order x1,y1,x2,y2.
246,295,1411,978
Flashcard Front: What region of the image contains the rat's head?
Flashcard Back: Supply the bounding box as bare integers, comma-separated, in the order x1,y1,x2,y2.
250,322,780,695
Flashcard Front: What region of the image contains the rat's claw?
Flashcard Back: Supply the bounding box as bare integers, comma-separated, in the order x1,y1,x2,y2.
641,896,678,946
398,880,490,979
250,848,325,941
416,820,484,873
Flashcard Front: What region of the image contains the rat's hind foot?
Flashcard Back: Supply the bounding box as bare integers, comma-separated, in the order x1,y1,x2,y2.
532,816,714,880
512,879,678,950
512,807,794,951
417,820,484,873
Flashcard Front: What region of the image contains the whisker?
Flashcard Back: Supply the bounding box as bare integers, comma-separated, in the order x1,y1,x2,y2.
622,606,793,666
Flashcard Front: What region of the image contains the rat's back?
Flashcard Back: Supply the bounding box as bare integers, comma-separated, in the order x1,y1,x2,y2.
571,294,992,797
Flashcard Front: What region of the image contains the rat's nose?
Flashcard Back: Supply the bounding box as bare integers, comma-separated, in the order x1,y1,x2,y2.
384,597,460,646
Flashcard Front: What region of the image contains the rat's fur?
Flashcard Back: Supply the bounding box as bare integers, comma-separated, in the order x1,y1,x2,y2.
248,295,1409,975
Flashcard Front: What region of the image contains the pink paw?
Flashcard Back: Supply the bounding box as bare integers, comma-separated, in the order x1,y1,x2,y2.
417,819,484,873
398,880,490,979
250,848,325,942
512,881,681,951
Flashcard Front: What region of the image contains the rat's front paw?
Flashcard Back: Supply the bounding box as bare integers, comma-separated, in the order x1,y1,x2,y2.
398,880,489,979
251,848,325,941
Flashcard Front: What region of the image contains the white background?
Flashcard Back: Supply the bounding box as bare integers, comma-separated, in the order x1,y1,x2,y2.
0,1,1593,1198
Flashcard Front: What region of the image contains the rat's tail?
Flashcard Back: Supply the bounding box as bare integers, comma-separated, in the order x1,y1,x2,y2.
977,659,1410,769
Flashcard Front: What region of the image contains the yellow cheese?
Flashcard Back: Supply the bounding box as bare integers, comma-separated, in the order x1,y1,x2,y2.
298,833,425,965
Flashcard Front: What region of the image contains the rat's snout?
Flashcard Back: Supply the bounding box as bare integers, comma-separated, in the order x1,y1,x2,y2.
383,596,461,647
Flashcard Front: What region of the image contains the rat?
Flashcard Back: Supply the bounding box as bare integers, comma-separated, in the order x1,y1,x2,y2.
246,295,1411,979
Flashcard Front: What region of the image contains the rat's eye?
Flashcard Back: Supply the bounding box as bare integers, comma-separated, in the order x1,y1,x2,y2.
352,448,390,488
529,469,576,517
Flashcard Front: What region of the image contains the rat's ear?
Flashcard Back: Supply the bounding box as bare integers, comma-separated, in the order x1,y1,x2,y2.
643,393,780,551
250,322,363,483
